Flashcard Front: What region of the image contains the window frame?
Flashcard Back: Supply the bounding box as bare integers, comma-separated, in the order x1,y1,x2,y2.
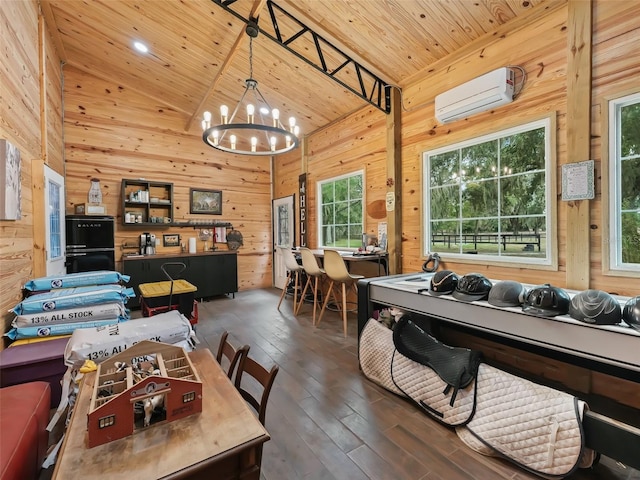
604,90,640,275
422,116,557,269
316,170,365,250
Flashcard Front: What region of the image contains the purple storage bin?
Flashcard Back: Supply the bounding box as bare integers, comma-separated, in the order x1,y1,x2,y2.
0,337,68,407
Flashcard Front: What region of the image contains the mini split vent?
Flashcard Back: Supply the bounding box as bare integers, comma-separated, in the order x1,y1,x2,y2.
435,67,516,123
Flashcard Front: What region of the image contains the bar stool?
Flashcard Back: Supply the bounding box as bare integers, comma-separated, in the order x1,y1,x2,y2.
317,250,364,337
277,247,305,314
295,247,326,326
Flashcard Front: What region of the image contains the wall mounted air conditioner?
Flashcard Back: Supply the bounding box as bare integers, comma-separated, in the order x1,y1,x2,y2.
435,67,515,123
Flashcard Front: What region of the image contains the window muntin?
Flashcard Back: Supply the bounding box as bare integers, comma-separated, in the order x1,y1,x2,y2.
318,171,364,249
424,119,551,265
609,93,640,271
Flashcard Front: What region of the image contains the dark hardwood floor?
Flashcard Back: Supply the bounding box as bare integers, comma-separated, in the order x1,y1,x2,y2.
193,289,639,480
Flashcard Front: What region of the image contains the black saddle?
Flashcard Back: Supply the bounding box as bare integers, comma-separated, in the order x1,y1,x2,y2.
393,315,482,406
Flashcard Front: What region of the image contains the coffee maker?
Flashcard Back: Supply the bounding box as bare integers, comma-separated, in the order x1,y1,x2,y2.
140,232,156,255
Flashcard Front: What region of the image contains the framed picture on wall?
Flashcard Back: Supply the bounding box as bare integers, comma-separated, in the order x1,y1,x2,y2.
163,233,180,247
190,188,222,215
0,139,22,220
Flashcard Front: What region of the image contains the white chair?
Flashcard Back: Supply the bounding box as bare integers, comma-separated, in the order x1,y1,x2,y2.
317,250,364,337
277,247,305,314
295,247,326,326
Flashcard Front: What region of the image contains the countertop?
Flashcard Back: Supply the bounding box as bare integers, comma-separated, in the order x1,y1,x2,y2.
122,250,237,261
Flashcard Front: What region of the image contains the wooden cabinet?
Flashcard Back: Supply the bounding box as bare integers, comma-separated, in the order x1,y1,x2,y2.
123,252,238,308
121,179,173,226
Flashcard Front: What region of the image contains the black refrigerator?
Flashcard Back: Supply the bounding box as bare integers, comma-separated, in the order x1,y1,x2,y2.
65,215,116,273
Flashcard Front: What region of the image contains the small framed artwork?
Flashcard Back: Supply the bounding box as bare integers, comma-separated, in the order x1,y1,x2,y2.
190,188,222,215
0,139,22,220
163,233,181,247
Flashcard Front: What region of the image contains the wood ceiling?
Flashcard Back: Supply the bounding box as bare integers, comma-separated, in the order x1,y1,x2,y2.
40,0,547,137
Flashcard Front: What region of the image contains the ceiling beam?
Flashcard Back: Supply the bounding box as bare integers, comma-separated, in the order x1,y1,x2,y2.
39,0,67,62
185,0,267,132
211,0,392,114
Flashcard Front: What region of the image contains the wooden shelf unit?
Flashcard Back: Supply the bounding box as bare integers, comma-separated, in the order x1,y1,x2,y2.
121,179,173,226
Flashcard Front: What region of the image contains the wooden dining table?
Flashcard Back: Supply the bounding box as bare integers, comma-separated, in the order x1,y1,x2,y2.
52,348,269,480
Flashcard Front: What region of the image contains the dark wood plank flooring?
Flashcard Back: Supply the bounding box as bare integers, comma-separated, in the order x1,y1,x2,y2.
193,289,639,480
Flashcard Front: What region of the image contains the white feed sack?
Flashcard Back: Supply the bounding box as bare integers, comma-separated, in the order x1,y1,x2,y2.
64,310,194,368
12,302,128,328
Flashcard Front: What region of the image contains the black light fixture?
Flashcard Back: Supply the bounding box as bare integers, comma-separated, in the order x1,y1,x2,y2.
201,21,300,156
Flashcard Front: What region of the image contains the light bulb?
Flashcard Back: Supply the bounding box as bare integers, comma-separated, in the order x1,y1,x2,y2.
201,120,206,131
293,125,300,137
230,134,237,150
286,135,291,148
272,109,280,127
289,117,296,132
251,136,257,152
212,130,219,146
270,136,277,151
247,104,255,123
220,105,229,124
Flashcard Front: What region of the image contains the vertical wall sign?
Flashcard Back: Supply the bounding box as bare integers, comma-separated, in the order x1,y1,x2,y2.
299,173,307,247
0,139,22,220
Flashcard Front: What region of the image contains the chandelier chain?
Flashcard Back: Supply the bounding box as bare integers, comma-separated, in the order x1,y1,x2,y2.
249,37,253,80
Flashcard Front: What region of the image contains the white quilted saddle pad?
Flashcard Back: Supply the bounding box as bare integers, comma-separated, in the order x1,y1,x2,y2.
358,319,404,396
457,363,586,478
390,347,477,426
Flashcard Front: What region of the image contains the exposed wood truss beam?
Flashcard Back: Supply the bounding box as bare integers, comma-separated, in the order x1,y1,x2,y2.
186,0,267,131
39,0,67,62
212,0,392,113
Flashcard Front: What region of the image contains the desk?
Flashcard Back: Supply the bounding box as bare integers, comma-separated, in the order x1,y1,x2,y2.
306,249,388,276
52,349,269,480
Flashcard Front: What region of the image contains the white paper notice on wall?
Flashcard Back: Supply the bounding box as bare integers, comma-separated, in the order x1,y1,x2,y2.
561,160,595,201
385,192,395,212
378,222,388,251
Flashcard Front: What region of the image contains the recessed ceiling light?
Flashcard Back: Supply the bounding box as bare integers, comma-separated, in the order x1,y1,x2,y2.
133,41,148,53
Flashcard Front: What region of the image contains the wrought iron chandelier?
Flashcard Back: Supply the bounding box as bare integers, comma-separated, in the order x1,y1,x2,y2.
201,23,300,156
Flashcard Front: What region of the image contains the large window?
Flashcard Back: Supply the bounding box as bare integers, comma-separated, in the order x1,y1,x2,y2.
318,171,364,248
609,92,640,272
423,118,552,265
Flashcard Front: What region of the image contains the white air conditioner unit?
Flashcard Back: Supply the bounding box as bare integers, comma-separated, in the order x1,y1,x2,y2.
435,67,515,123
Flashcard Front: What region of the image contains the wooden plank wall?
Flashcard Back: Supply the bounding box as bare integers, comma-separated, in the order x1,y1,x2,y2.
63,66,274,291
0,0,64,340
1,0,638,345
274,0,640,296
589,1,640,292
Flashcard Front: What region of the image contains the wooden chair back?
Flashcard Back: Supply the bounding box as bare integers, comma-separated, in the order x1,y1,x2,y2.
215,331,250,381
235,355,279,425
